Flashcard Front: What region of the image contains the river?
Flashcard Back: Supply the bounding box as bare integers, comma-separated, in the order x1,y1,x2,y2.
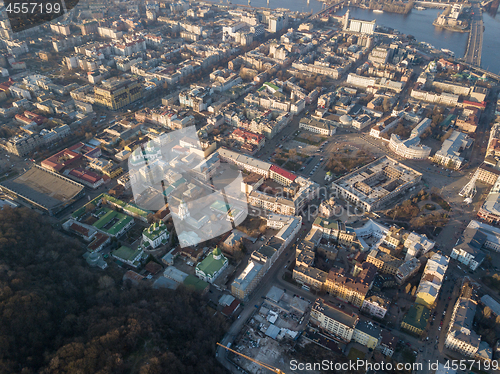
216,0,500,74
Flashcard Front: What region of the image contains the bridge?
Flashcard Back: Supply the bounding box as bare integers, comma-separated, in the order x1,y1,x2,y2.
309,0,347,19
463,3,483,66
458,61,500,81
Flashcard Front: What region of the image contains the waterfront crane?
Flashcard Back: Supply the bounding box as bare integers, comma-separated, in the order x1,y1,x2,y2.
217,342,285,374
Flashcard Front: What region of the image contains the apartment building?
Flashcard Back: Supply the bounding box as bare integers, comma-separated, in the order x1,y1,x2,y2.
331,156,422,212
310,298,359,342
361,294,390,319
395,257,421,284
415,253,449,308
231,260,264,300
94,78,143,110
366,249,403,276
352,321,381,349
451,228,487,271
445,297,481,357
433,130,471,169
299,117,337,136
324,262,377,307
401,304,430,336
293,265,327,291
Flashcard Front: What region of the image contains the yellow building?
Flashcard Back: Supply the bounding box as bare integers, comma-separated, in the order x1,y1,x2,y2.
103,163,123,178
353,321,381,349
366,249,403,276
94,78,143,110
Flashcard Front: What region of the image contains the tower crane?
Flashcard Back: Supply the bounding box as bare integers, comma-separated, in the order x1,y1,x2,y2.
217,342,285,374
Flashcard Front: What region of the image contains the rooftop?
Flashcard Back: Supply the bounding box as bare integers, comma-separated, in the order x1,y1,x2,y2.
0,166,84,211
313,298,359,328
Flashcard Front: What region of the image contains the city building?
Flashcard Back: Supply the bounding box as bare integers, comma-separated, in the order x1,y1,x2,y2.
142,221,169,249
415,253,449,307
388,134,431,160
231,260,264,300
94,78,143,110
331,156,422,212
343,11,376,34
310,298,359,342
324,262,377,307
352,321,381,349
195,247,228,284
401,304,430,336
361,293,391,319
299,117,337,136
445,297,482,357
111,245,145,268
451,228,487,271
378,330,397,357
478,177,500,224
292,265,328,292
395,257,421,285
433,131,472,169
366,249,403,276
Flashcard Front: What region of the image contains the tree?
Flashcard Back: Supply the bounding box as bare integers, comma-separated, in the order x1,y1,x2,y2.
411,285,417,296
405,283,412,294
85,203,96,213
483,306,492,320
495,315,500,326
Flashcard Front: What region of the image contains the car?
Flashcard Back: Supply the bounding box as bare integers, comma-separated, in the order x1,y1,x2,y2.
438,326,441,331
443,311,446,316
440,321,443,326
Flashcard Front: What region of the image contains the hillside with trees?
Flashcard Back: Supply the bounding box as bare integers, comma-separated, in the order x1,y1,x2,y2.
0,207,228,374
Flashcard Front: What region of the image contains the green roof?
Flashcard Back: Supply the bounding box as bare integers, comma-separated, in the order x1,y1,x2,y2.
264,82,280,91
143,221,168,241
72,206,86,219
313,217,339,230
196,249,227,277
112,245,142,263
440,114,456,128
257,245,276,259
183,275,209,292
92,207,133,236
402,304,430,331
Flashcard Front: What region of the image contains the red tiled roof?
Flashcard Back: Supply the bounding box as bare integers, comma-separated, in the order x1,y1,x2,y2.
88,233,110,251
41,149,82,172
69,168,102,184
232,128,264,144
270,165,296,182
221,299,241,316
145,261,162,275
463,100,486,109
70,222,91,237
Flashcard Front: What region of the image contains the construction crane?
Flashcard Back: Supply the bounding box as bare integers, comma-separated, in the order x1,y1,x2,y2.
217,342,285,374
